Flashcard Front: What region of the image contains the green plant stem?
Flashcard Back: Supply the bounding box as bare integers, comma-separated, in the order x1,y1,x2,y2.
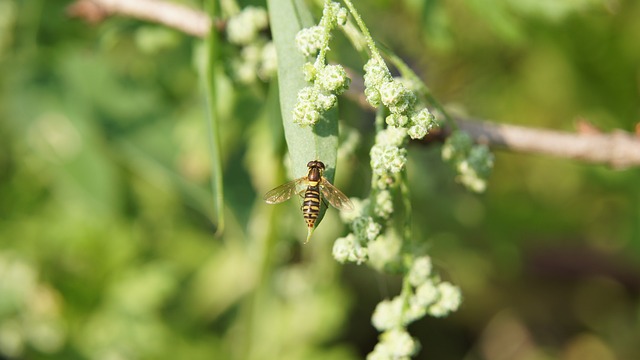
205,0,224,234
398,260,413,326
315,0,332,65
399,168,412,244
340,0,458,130
375,105,385,133
341,0,383,61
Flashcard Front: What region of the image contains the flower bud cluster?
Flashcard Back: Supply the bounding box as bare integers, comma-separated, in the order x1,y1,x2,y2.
367,329,419,360
370,127,407,190
333,197,391,265
442,131,494,192
226,7,277,83
292,2,350,126
372,190,393,219
407,108,437,140
366,230,403,272
332,233,368,264
333,198,371,264
363,59,438,141
292,63,349,126
295,26,325,57
226,6,269,46
295,2,347,57
370,255,462,335
351,216,382,242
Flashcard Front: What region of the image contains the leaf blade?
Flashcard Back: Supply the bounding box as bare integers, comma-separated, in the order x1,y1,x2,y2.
267,0,340,231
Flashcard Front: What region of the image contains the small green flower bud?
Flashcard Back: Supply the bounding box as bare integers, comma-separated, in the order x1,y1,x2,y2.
408,125,427,139
302,62,317,82
379,80,405,107
364,58,389,85
428,282,462,317
371,128,408,175
375,127,407,147
351,245,368,264
412,108,435,127
373,190,393,219
364,87,381,107
336,7,348,26
363,57,392,108
442,131,473,161
365,347,389,360
226,6,269,45
371,145,407,176
389,91,415,115
366,220,382,242
248,6,269,30
258,42,278,80
442,131,493,191
386,113,409,127
292,100,320,126
316,64,350,94
380,329,419,358
295,26,324,57
413,280,439,308
352,216,380,242
372,173,395,191
322,2,345,27
407,108,436,139
297,86,318,102
378,80,415,115
332,234,356,263
367,231,402,271
456,161,487,193
467,145,494,178
408,256,433,286
333,234,368,264
372,297,403,331
315,92,337,111
405,296,427,324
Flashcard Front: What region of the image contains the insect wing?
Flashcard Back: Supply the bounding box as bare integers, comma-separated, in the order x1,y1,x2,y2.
263,177,307,204
320,178,354,211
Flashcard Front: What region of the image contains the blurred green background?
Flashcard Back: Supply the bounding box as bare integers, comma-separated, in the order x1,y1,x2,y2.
1,0,639,359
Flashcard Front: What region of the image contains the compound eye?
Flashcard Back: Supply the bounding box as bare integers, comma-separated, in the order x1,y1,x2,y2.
307,161,315,168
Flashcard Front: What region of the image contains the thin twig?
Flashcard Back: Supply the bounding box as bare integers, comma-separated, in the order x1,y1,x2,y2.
454,118,640,169
68,0,213,37
68,0,640,169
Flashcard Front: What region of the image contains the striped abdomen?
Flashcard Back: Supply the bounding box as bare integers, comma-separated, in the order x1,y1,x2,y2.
302,181,321,229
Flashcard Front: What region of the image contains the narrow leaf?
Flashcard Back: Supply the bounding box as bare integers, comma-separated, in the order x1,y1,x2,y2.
267,0,340,229
204,0,224,234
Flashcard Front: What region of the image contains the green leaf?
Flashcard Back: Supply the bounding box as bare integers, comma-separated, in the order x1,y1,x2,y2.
267,0,340,231
204,0,224,234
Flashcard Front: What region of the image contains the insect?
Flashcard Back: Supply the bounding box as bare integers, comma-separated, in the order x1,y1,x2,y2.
264,160,353,243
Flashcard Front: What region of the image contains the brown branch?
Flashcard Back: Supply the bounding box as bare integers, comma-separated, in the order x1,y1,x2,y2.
68,0,640,169
68,0,213,37
454,118,640,169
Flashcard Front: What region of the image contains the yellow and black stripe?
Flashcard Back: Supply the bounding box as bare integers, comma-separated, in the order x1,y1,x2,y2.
264,159,353,244
302,180,322,231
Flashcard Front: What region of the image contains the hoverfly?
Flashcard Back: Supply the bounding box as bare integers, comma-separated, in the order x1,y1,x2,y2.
264,160,353,243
